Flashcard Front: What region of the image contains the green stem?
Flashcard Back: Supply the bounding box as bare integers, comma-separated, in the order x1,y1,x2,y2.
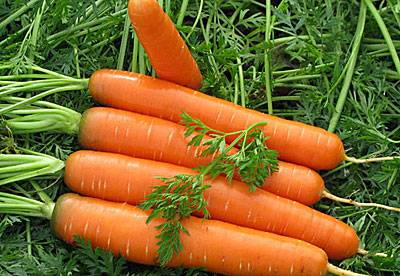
26,221,32,256
187,0,204,40
28,0,46,68
30,181,53,205
0,74,56,80
0,192,54,220
2,97,82,135
364,0,400,76
139,45,146,74
0,152,64,186
117,13,131,70
274,83,316,89
272,62,335,76
0,84,87,115
265,0,273,115
271,34,331,46
46,9,126,43
177,0,189,26
0,24,30,47
0,79,76,93
328,1,366,133
275,74,321,83
236,57,246,107
131,33,140,72
0,0,40,30
81,33,121,54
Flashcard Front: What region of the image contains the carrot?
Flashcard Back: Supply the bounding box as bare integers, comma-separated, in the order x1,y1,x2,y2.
55,194,331,275
4,102,399,212
65,150,359,260
78,106,324,205
127,0,203,89
1,192,333,275
88,69,344,170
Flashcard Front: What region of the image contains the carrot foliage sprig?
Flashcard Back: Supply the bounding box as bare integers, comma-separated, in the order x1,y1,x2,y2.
141,113,278,265
181,112,279,190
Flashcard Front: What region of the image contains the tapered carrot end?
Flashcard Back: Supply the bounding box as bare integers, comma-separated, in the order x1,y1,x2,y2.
328,225,360,260
127,0,203,89
128,0,160,25
327,132,346,168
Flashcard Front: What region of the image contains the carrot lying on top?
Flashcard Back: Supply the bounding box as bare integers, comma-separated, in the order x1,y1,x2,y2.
88,69,342,170
128,0,203,89
1,192,366,276
65,150,360,260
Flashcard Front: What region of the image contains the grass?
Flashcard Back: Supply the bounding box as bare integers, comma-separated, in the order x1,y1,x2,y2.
0,0,399,275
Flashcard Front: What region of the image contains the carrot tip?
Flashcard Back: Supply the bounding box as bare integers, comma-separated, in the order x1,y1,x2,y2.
357,248,388,257
327,263,368,276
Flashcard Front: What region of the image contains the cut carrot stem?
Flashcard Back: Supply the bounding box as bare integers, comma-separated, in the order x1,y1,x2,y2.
322,191,400,213
327,263,368,276
345,154,400,164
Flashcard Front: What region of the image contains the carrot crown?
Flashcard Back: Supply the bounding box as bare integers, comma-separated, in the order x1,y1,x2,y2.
1,96,81,135
0,148,64,186
0,192,54,220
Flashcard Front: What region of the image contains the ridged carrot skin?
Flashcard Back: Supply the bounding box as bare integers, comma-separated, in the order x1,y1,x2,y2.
52,193,329,275
127,0,203,89
78,107,324,205
64,150,359,260
88,69,344,170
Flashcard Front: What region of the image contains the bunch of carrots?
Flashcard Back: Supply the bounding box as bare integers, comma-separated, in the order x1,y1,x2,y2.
1,0,399,275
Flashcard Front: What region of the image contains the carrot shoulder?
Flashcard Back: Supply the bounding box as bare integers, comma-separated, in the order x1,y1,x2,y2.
65,150,359,260
52,193,328,275
88,69,344,170
128,0,203,89
78,107,325,206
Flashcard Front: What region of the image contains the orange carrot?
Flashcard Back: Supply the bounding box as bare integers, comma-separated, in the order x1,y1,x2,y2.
78,107,325,205
64,150,359,260
53,193,329,275
88,69,344,170
127,0,203,89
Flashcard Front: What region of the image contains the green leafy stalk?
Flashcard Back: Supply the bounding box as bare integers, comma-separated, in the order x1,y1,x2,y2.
0,149,64,186
0,0,40,30
176,0,189,27
141,113,278,265
0,65,88,114
116,13,131,70
0,192,54,220
364,0,400,76
264,0,273,114
46,9,126,44
328,2,366,132
131,33,140,72
140,174,210,266
1,96,82,135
